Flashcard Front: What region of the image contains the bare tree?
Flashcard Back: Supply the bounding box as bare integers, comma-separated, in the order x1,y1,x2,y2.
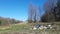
28,3,34,23
38,6,41,22
33,6,37,23
28,3,38,23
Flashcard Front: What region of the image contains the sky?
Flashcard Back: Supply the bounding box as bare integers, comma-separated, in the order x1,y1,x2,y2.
0,0,47,21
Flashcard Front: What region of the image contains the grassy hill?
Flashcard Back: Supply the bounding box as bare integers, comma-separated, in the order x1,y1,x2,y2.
0,22,60,34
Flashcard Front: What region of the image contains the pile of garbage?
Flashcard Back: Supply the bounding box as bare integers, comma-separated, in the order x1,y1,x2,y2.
32,24,53,30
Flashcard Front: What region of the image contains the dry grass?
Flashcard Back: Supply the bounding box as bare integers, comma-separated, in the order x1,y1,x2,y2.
0,22,60,34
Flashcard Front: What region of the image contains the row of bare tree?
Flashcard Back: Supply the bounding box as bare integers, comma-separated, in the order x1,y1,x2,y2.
28,0,60,23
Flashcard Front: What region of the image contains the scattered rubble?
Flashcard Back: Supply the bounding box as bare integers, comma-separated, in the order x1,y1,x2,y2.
32,24,56,30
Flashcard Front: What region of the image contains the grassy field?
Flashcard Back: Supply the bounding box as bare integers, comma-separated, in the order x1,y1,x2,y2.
0,22,60,34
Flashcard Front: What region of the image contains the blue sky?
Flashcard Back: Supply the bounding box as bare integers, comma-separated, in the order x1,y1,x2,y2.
0,0,47,21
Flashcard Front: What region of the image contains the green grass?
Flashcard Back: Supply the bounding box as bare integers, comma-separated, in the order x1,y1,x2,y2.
0,23,60,34
0,24,30,32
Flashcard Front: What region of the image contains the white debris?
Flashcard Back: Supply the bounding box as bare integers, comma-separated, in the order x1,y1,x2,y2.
39,26,43,30
44,26,47,29
48,25,51,27
33,27,37,30
50,27,53,29
48,24,53,29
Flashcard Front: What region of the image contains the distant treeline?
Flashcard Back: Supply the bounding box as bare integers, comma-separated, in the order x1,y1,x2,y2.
0,17,22,26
